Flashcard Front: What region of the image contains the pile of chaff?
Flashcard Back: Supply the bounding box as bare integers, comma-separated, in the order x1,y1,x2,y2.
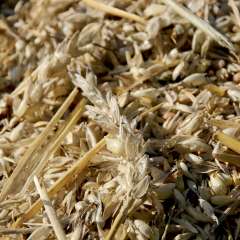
1,0,240,239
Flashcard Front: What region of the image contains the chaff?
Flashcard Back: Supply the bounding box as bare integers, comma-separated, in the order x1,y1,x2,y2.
24,98,86,190
34,176,67,240
15,137,106,227
0,88,79,202
161,0,235,52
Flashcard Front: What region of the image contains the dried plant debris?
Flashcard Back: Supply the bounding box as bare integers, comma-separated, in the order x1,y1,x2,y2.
1,0,240,239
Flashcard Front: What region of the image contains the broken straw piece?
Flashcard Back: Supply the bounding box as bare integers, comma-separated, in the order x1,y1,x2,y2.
23,98,86,191
34,176,67,240
14,137,106,227
215,153,240,167
216,132,240,154
139,103,163,119
82,0,145,24
204,84,226,97
105,196,133,240
0,88,79,202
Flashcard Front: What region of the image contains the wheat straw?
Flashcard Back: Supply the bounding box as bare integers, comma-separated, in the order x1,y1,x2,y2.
15,137,106,227
161,0,235,52
25,98,86,189
0,88,79,201
216,132,240,154
34,176,67,240
82,0,145,24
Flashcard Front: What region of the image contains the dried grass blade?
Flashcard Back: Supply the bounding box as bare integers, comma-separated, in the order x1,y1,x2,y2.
204,84,226,96
161,0,235,52
25,98,86,189
0,18,22,40
0,88,79,201
139,103,163,119
34,176,67,240
11,79,28,97
14,137,106,227
82,0,145,24
216,132,240,154
105,196,133,240
0,227,36,235
215,153,240,167
209,119,240,128
161,206,175,240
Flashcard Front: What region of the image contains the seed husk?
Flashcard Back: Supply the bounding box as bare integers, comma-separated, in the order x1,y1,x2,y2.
0,0,240,239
